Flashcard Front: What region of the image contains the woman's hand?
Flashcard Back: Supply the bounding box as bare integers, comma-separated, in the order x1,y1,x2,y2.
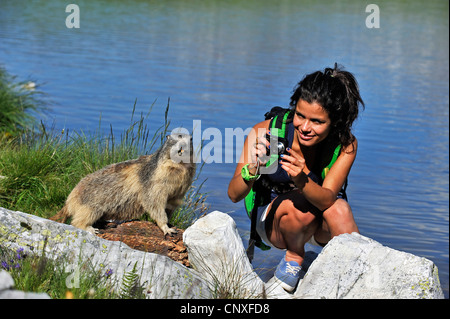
279,148,307,187
250,130,270,167
228,120,273,203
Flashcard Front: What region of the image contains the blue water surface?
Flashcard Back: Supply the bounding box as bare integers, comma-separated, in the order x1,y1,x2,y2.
0,0,448,297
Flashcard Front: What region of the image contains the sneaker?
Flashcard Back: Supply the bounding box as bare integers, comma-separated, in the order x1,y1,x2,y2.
274,257,302,292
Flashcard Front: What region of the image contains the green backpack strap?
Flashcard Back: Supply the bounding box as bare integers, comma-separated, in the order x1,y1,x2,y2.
320,143,349,200
246,109,291,261
244,109,291,217
265,110,291,168
321,144,341,180
244,187,256,218
269,110,290,138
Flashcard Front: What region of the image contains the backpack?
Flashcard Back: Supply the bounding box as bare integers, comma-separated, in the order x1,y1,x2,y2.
246,106,292,261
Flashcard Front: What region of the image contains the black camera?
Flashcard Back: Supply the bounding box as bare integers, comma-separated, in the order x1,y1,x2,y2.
265,133,289,158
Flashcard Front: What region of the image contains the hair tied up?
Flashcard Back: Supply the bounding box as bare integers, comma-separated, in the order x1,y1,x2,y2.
325,62,338,78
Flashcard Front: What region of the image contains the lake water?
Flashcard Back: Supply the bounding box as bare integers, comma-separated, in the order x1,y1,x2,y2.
1,0,448,298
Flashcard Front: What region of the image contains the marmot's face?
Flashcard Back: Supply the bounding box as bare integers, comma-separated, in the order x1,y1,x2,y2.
167,133,194,164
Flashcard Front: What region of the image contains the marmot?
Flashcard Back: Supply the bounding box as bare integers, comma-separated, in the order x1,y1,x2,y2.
50,133,196,236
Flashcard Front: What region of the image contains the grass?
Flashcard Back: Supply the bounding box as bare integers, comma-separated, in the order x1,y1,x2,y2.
186,246,268,299
0,100,208,227
0,241,163,299
0,245,120,299
0,66,46,136
0,66,207,225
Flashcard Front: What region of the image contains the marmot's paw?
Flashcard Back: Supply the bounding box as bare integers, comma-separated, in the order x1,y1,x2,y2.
86,226,99,235
161,224,178,238
165,227,178,237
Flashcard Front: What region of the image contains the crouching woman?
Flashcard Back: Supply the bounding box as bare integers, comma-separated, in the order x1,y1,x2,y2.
228,64,365,292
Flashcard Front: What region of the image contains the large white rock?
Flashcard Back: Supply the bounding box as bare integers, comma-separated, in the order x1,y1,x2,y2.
183,211,266,298
294,232,444,299
1,207,444,299
0,207,211,299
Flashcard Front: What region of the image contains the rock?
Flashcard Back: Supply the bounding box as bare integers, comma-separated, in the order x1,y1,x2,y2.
294,232,444,299
96,220,189,267
0,270,50,299
1,207,444,299
0,270,14,291
0,207,211,299
183,211,266,298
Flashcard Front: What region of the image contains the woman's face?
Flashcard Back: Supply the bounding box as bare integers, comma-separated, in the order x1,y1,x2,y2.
293,99,332,147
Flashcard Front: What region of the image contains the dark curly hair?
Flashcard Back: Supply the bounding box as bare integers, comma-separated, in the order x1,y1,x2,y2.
290,63,365,148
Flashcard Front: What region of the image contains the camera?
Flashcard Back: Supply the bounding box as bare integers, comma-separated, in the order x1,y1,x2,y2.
265,133,289,158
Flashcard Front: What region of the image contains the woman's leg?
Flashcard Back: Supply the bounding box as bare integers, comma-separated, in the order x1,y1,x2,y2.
264,192,359,291
313,198,359,244
264,191,320,291
266,194,359,261
266,191,321,264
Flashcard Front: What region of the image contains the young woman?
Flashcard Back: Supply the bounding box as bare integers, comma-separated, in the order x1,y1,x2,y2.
228,64,365,292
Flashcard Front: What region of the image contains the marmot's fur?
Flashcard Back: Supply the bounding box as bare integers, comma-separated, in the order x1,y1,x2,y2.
50,134,195,236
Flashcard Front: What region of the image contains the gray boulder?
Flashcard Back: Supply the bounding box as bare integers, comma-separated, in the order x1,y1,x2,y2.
183,211,265,298
0,207,211,299
1,207,444,299
294,232,444,299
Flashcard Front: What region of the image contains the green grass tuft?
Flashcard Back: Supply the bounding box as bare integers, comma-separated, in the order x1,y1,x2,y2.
0,101,208,228
0,66,47,136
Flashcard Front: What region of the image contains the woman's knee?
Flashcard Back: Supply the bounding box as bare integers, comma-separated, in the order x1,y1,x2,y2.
323,199,352,220
277,201,318,241
323,199,358,235
270,199,318,249
277,200,316,230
